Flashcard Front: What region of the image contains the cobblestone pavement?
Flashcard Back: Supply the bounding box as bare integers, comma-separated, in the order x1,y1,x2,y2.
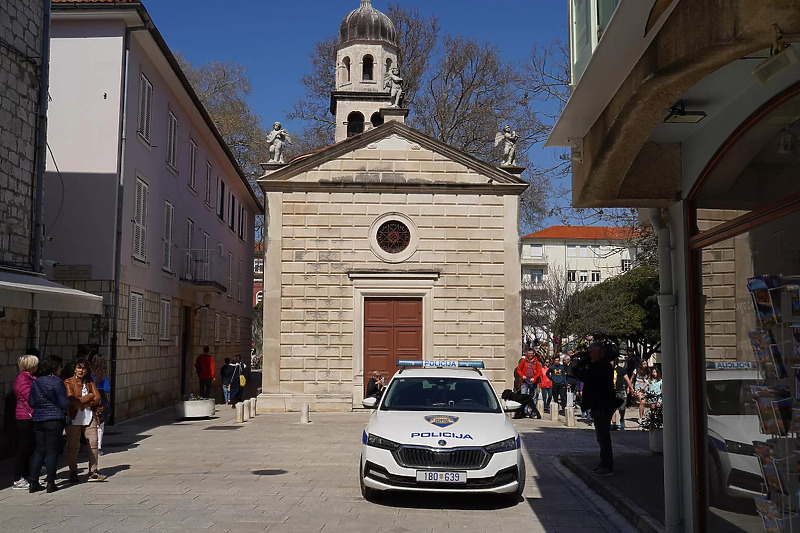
0,407,647,532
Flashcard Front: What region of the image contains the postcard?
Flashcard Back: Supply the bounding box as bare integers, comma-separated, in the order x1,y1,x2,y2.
748,276,781,326
751,385,792,435
749,331,779,380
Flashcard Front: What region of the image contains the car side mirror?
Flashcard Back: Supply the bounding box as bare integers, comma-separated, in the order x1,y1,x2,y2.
361,397,378,409
504,400,522,412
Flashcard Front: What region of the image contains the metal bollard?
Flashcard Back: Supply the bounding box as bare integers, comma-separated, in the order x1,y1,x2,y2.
300,403,310,424
235,402,244,423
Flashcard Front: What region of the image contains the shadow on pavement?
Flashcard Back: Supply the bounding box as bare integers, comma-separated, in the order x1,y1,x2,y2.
251,469,287,476
371,491,516,510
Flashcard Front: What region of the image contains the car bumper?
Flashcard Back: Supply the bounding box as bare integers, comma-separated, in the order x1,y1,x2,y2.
361,446,523,494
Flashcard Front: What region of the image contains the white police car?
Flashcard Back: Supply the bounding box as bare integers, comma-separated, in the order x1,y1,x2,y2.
359,360,526,502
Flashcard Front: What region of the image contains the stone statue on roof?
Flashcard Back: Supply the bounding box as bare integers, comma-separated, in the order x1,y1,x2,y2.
267,122,291,164
495,125,519,167
384,67,404,107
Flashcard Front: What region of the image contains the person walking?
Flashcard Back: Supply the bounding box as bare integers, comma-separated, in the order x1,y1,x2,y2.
571,340,618,476
91,355,111,455
547,356,568,415
27,355,70,493
220,357,234,404
194,346,215,399
12,354,39,490
632,360,650,426
539,358,553,414
515,350,542,418
228,355,247,406
64,358,106,483
611,357,633,430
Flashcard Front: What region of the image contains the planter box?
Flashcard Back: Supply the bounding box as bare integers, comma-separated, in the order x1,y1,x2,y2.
175,399,216,419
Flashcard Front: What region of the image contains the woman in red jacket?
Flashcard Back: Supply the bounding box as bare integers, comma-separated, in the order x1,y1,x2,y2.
539,358,553,414
12,354,38,490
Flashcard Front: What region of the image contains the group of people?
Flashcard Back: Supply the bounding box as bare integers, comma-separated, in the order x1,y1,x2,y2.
193,346,247,406
513,349,574,419
12,347,111,493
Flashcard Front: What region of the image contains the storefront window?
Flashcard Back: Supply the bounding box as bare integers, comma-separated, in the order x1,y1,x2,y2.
692,84,800,532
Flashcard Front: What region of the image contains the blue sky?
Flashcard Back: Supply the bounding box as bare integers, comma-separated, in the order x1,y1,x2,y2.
144,0,568,136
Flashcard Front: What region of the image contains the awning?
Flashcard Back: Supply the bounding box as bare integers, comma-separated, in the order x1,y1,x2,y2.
0,271,103,315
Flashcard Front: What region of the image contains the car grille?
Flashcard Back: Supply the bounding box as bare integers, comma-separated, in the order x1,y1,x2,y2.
395,446,489,469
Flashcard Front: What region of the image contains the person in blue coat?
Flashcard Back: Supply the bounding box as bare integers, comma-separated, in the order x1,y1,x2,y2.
27,355,69,493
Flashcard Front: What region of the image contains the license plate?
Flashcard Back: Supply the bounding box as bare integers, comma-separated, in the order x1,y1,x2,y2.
416,471,467,483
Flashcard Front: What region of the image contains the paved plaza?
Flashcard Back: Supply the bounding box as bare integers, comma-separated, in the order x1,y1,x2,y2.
0,407,650,532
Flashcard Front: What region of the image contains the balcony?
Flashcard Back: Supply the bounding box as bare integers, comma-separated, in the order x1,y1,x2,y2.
520,253,548,266
179,248,227,293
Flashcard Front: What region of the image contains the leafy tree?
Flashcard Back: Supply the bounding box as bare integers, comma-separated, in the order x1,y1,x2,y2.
564,263,661,360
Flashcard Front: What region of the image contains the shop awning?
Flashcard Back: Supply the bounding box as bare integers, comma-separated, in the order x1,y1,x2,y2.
0,271,103,315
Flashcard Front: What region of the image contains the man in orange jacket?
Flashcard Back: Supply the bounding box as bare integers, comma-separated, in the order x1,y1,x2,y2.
194,346,215,398
515,350,542,418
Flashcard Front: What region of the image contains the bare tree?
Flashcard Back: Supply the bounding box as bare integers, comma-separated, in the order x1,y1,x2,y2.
387,3,440,109
521,265,586,353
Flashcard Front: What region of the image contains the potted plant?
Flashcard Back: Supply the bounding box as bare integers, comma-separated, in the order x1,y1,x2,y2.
640,401,664,453
175,393,216,419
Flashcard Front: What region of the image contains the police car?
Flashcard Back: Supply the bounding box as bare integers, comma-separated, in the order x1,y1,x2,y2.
359,360,526,502
706,361,765,502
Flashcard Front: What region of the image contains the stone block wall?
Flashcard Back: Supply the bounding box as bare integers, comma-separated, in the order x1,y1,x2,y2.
278,189,508,396
0,308,32,454
0,0,45,269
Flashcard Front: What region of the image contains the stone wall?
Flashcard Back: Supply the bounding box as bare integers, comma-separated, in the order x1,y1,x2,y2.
0,0,44,269
0,308,32,454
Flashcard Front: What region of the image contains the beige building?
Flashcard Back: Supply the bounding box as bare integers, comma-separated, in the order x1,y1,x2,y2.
257,1,526,411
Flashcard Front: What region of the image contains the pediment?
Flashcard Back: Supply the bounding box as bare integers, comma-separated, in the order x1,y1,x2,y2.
258,122,527,195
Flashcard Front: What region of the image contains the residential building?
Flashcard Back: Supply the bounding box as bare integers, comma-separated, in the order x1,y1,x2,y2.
44,0,261,420
253,241,264,307
520,225,636,342
257,0,526,412
0,1,101,454
549,1,800,531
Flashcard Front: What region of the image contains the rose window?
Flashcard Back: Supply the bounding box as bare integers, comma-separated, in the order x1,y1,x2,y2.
376,220,411,254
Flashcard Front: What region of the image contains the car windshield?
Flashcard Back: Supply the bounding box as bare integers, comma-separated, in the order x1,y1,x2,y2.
707,379,759,416
380,377,501,413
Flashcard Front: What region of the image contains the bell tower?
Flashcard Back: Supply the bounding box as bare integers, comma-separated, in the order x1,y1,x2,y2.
332,0,406,142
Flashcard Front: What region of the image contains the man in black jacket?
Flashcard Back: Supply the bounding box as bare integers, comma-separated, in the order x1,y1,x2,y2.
571,340,617,476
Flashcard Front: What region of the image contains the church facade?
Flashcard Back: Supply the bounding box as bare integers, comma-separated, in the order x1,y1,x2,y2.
257,0,526,411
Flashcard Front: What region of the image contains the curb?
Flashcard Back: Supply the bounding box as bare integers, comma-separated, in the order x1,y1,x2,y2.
559,454,665,533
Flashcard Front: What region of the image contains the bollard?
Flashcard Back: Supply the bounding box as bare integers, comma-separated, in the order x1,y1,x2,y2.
550,404,559,422
235,402,244,423
536,399,544,417
251,396,257,415
300,403,310,424
243,401,251,421
565,407,576,428
248,398,256,418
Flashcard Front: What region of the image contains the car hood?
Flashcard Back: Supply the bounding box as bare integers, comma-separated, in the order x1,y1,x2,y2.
367,410,515,447
708,414,762,446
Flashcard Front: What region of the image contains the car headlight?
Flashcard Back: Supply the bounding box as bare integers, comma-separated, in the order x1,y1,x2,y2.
366,433,401,451
485,437,518,454
724,440,755,456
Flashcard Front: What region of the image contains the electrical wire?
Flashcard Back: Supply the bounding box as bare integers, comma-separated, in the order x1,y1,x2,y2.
44,142,65,239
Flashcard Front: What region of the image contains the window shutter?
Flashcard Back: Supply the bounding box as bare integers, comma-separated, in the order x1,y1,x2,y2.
133,179,148,260
137,76,147,137
236,317,241,344
228,252,233,295
129,292,143,340
162,201,174,271
226,316,232,343
159,298,171,340
214,312,220,342
144,79,153,142
189,141,197,189
185,219,194,278
237,259,242,302
203,233,210,280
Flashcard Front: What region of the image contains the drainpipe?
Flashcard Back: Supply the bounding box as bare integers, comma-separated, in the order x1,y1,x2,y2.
29,0,52,349
649,208,681,532
110,21,148,424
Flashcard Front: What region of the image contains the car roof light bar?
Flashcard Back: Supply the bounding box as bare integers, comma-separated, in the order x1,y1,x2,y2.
397,360,485,369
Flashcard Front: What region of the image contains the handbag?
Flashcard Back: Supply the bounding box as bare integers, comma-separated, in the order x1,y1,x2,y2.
239,373,246,387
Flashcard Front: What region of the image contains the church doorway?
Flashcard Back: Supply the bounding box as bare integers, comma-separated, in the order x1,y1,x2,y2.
363,297,422,393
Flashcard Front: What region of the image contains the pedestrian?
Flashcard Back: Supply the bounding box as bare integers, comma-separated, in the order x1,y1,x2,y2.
564,354,578,415
194,346,215,399
646,366,663,409
539,358,553,413
220,357,234,404
611,357,633,430
633,360,650,426
365,371,385,399
571,340,618,476
91,355,111,454
228,355,247,406
12,354,39,490
514,350,542,418
547,356,568,415
64,357,106,483
27,355,70,493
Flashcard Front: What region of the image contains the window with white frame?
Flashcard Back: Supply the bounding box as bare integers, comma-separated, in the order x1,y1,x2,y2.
238,206,246,240
137,73,153,143
185,219,194,278
226,316,232,343
129,291,144,340
579,270,588,282
580,245,590,257
531,268,544,285
188,140,197,190
227,252,233,296
530,244,543,257
591,245,600,256
204,161,213,206
256,291,263,305
217,178,226,221
567,270,576,282
567,245,576,257
162,201,174,271
166,111,178,170
237,259,242,301
159,298,171,340
214,312,220,342
254,258,264,275
228,192,236,231
591,270,601,282
622,259,632,272
133,177,148,261
236,317,241,344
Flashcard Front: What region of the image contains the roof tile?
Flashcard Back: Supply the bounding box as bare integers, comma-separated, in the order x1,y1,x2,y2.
521,226,637,241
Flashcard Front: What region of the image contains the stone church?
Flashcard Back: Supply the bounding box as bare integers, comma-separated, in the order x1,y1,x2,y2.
257,0,527,411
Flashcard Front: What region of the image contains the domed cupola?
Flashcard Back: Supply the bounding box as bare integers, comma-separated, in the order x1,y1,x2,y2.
339,0,397,47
